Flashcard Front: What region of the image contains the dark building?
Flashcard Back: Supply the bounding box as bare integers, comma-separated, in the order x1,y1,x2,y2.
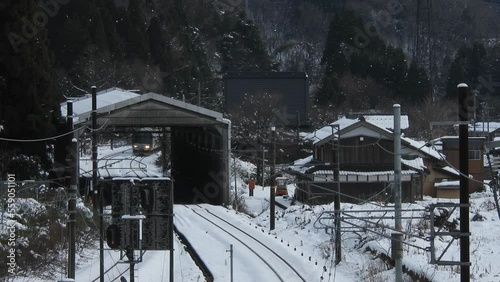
223,72,309,126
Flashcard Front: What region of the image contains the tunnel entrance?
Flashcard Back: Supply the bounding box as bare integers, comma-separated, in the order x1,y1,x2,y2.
171,126,227,204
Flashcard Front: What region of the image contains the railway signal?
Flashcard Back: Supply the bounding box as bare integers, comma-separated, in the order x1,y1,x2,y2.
140,187,154,213
106,224,121,249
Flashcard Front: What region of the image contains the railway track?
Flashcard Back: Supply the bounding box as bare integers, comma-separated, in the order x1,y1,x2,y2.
90,250,146,282
80,147,158,178
181,204,307,282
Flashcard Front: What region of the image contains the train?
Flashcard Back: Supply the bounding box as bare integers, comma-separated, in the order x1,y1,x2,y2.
132,131,154,155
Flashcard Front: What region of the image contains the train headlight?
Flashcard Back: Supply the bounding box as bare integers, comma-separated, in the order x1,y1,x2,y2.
133,145,138,148
145,145,150,149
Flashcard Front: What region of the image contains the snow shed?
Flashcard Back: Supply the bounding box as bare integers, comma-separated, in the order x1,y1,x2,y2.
66,88,230,205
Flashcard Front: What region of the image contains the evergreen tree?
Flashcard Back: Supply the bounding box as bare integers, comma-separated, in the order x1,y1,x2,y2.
445,42,486,98
313,11,360,106
219,13,275,73
317,11,409,107
402,61,430,104
51,16,90,69
100,0,125,57
315,74,341,105
320,10,363,76
0,1,59,172
379,45,407,94
148,17,170,70
126,0,150,61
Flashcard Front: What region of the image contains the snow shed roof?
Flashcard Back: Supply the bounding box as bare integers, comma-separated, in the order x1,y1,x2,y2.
60,88,140,122
60,88,228,127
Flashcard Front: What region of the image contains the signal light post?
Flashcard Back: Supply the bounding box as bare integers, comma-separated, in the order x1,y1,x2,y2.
458,83,470,281
67,101,77,279
270,126,276,231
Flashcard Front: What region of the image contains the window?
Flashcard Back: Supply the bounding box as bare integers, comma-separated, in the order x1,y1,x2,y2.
468,150,481,160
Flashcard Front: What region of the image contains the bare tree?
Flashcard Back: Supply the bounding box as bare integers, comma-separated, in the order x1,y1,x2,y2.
231,90,283,146
407,96,457,140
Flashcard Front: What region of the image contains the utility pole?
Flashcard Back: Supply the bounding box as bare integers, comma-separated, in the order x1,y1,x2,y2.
227,244,233,282
473,90,478,136
91,86,104,282
126,248,135,282
197,81,201,106
262,147,265,187
393,104,403,282
67,101,77,279
169,179,174,282
233,155,237,210
333,124,341,264
458,83,470,281
270,126,276,231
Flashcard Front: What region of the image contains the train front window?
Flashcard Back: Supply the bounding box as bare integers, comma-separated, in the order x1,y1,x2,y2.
133,133,152,144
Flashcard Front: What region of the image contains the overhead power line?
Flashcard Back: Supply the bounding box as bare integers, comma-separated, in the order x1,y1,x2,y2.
0,121,109,143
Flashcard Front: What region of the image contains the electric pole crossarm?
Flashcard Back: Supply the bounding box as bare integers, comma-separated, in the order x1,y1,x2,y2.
428,202,471,267
313,211,429,252
340,218,428,251
483,148,500,220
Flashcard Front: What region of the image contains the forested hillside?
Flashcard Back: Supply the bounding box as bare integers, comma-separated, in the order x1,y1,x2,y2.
0,0,274,175
3,0,500,173
249,0,500,136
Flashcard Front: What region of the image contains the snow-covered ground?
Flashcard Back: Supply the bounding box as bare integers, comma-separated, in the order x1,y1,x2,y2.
79,145,163,179
58,186,500,281
4,157,500,281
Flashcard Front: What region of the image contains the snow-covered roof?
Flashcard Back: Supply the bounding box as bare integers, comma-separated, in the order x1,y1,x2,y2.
339,119,444,161
60,88,140,121
470,122,500,133
303,115,409,145
302,124,338,144
440,166,461,176
302,116,443,161
334,115,409,130
312,170,418,176
401,138,444,161
434,180,460,188
287,155,424,176
287,155,315,174
293,155,313,166
401,157,426,171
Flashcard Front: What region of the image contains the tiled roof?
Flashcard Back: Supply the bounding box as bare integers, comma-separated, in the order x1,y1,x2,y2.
303,115,409,144
401,157,426,171
336,115,409,130
312,170,418,176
